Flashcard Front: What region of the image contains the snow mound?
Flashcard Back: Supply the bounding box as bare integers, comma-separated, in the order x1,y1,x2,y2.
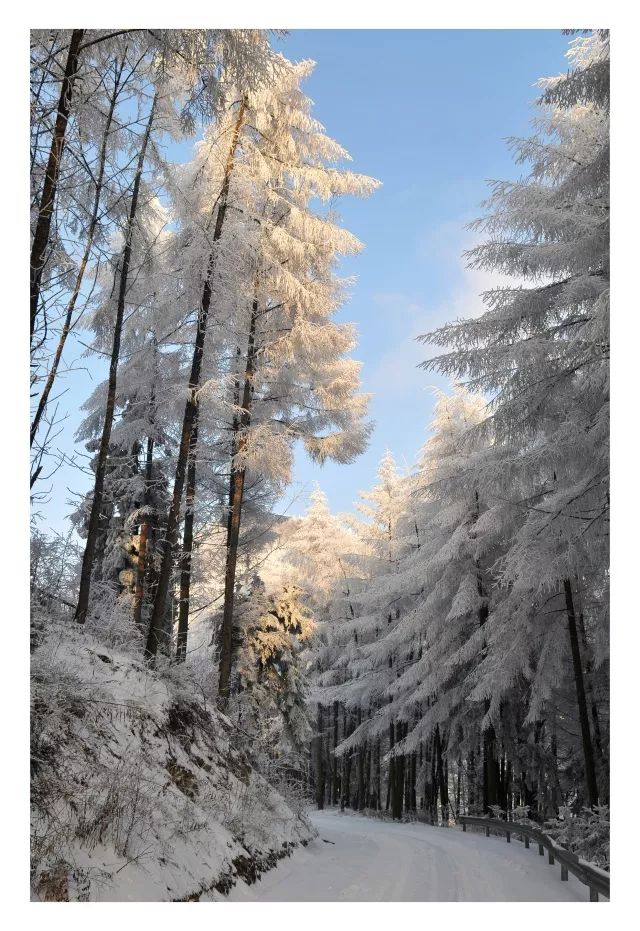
30,618,315,901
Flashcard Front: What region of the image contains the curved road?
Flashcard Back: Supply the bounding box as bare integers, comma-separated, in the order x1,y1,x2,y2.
228,809,592,902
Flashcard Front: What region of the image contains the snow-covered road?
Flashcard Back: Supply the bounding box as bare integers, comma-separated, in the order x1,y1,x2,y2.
228,809,592,902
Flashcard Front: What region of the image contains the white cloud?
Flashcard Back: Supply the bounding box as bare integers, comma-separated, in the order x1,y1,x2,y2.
367,233,508,400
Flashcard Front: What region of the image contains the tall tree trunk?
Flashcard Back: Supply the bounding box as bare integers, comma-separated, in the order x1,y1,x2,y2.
393,723,405,821
31,29,85,342
365,741,372,809
564,578,599,807
387,720,395,814
483,721,499,813
578,610,606,775
435,725,449,820
75,95,156,624
356,708,364,810
31,53,124,447
430,734,437,823
315,704,325,810
332,701,339,806
146,98,247,660
467,748,475,815
217,293,259,702
132,342,158,632
341,710,350,811
176,415,198,662
132,434,154,632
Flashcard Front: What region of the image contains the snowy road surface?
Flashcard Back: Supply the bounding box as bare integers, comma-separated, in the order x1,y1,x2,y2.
228,809,592,901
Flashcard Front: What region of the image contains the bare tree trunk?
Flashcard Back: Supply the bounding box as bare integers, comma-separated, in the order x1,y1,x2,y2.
132,432,154,632
217,293,258,702
332,701,339,806
146,98,247,661
132,343,158,632
393,722,405,821
31,54,124,447
75,96,156,624
341,710,349,811
176,415,198,662
315,704,325,810
564,578,599,807
387,720,395,814
467,747,476,814
578,610,606,775
483,720,499,813
356,708,364,810
31,29,85,343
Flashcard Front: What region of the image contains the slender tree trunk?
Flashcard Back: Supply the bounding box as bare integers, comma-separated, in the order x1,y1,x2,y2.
217,294,259,701
75,96,156,624
146,99,247,661
468,747,476,814
31,29,84,342
132,434,154,632
356,708,364,810
564,578,599,807
483,721,499,813
365,741,372,809
430,734,437,823
435,725,448,820
175,415,198,662
578,610,606,774
387,720,395,814
393,724,405,821
31,55,124,447
341,710,349,811
315,704,325,810
132,343,158,632
332,701,339,806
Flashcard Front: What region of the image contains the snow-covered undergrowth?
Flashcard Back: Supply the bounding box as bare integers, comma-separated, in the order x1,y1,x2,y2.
30,615,314,901
543,807,610,873
492,806,610,873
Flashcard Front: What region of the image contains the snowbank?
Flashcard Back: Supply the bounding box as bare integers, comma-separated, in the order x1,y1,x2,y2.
30,618,314,901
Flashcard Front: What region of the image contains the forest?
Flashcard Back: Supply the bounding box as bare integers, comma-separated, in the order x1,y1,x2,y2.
29,28,609,902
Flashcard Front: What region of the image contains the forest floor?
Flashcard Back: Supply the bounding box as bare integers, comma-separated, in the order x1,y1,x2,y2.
227,808,594,902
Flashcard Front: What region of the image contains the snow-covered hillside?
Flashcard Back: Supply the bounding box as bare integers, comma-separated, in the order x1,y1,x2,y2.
30,618,314,901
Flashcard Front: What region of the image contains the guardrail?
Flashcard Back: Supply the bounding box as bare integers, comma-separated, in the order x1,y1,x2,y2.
459,816,609,902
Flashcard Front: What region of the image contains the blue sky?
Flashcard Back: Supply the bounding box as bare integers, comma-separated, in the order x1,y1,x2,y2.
36,29,570,532
273,29,570,516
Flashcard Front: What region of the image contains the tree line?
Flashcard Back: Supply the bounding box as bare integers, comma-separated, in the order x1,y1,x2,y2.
302,30,609,824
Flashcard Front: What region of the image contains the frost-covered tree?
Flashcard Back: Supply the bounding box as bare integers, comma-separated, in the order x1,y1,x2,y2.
145,55,379,684
233,579,314,758
421,31,609,809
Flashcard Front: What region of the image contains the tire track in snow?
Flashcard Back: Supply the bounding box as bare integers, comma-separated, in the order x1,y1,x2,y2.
226,809,591,902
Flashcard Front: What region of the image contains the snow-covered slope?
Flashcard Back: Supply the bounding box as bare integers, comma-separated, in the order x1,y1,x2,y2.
30,618,314,901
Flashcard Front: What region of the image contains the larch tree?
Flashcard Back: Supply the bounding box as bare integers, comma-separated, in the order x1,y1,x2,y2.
144,55,379,682
420,30,609,809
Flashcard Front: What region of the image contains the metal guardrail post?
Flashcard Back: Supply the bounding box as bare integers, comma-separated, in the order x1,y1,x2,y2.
458,816,609,902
